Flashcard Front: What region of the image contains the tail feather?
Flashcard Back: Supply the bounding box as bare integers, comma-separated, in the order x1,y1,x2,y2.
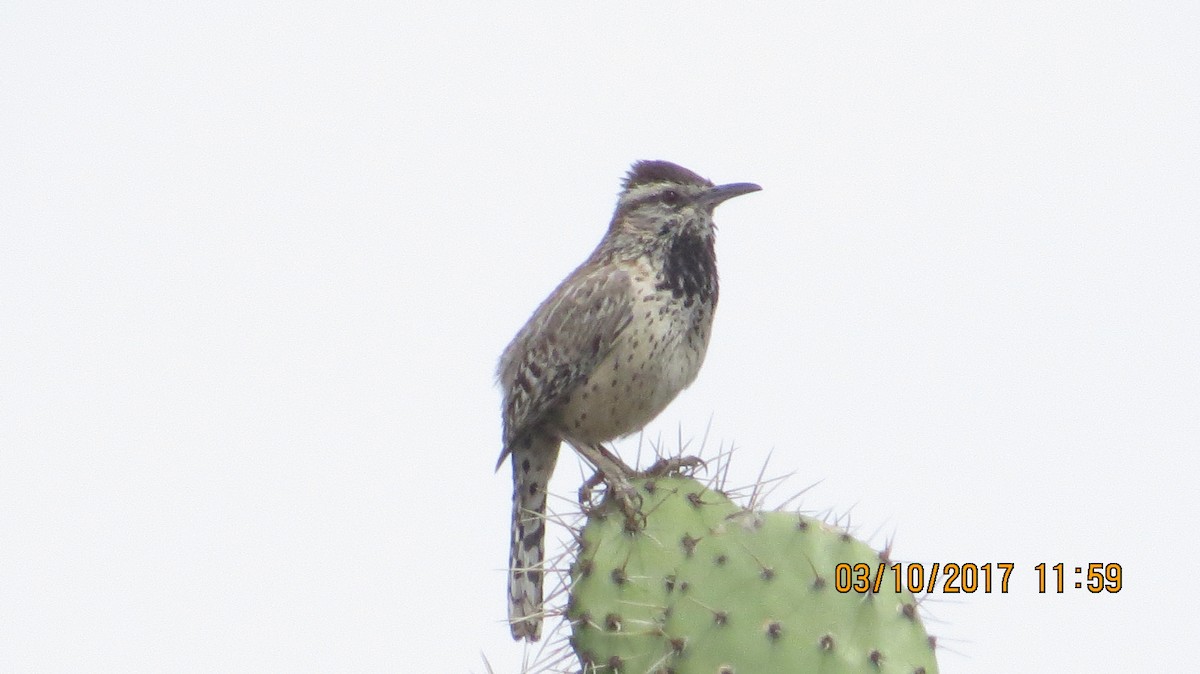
507,433,559,641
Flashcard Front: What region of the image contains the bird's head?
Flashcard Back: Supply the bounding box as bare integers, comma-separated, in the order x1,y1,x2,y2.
608,160,760,243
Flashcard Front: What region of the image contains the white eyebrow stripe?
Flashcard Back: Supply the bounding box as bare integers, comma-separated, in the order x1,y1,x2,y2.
621,183,670,202
619,182,708,205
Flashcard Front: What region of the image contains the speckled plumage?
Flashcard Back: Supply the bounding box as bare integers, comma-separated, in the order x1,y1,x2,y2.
496,160,760,641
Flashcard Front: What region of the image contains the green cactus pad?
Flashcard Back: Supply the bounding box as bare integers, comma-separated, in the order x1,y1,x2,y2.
568,476,938,674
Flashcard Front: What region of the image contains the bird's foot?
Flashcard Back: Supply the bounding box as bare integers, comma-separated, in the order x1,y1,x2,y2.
577,471,606,508
640,454,707,479
578,470,645,532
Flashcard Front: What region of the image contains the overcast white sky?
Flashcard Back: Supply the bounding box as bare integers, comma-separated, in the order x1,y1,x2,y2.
3,2,1198,672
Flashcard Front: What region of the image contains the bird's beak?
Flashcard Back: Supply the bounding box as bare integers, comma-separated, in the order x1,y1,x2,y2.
702,182,762,208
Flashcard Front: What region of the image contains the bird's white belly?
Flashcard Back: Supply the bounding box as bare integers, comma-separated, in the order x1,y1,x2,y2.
556,306,710,444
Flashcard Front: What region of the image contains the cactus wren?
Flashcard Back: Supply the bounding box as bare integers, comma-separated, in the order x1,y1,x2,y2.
495,160,760,640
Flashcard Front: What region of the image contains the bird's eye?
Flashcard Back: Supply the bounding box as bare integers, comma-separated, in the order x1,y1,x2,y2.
661,189,681,205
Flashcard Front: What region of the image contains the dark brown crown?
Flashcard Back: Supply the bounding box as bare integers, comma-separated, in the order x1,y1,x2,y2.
621,160,713,191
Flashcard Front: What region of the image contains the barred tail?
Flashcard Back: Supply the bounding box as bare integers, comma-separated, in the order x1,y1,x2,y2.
506,433,559,641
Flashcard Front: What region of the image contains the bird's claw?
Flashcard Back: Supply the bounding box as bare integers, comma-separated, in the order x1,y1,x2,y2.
641,454,707,478
578,471,646,531
577,454,704,531
578,471,606,511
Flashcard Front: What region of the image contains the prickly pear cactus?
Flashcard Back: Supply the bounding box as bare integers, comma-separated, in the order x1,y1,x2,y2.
567,476,938,674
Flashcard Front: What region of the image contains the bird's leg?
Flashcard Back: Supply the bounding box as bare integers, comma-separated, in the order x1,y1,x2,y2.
569,441,644,531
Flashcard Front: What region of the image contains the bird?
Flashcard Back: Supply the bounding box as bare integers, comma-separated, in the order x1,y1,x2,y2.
495,160,760,641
